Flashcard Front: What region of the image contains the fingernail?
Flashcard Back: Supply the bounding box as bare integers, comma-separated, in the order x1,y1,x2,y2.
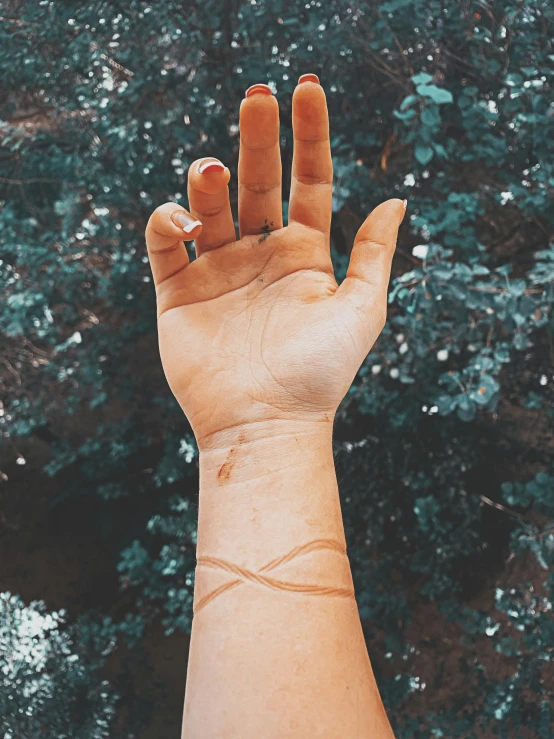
298,73,320,85
403,199,408,210
198,159,225,174
171,210,202,233
245,83,273,98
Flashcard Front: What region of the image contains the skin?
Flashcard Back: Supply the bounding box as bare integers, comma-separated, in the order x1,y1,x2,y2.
145,75,404,738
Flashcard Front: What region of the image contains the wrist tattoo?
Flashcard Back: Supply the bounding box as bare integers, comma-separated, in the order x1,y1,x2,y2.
194,538,355,614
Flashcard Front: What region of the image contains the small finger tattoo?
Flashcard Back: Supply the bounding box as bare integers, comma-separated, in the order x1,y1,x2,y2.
258,219,274,243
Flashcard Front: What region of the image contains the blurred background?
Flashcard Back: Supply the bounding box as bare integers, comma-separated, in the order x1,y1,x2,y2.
1,1,553,737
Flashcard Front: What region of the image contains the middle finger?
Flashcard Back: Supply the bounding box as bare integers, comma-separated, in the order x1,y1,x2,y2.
238,84,283,239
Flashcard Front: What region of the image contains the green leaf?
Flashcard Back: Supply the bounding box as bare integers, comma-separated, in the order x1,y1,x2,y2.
436,395,457,415
513,333,530,350
509,279,526,297
470,375,500,406
525,391,543,409
472,264,490,275
412,72,433,85
415,144,434,165
393,108,417,121
400,94,418,110
505,73,523,87
457,394,477,421
416,84,454,104
421,107,440,127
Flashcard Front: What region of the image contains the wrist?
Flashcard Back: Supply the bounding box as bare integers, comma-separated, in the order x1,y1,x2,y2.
196,415,335,453
193,416,354,619
194,415,347,571
197,417,335,489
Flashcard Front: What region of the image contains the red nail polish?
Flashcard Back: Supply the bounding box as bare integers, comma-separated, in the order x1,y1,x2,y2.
245,83,273,97
298,73,320,85
198,159,225,174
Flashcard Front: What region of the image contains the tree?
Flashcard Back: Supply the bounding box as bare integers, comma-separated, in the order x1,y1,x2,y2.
0,593,117,738
1,1,553,735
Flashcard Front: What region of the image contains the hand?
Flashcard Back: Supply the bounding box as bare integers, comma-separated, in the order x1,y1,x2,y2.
145,76,406,449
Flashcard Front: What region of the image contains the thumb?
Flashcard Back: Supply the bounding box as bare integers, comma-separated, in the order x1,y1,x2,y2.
334,198,406,339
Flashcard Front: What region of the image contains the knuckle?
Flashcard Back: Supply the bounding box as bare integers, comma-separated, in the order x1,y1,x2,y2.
242,181,280,195
196,204,225,218
357,238,390,251
293,173,332,186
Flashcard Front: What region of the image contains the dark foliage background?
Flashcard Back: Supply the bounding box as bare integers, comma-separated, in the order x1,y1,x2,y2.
1,1,553,737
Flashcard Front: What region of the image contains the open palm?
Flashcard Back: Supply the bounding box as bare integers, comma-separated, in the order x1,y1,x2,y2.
145,76,405,449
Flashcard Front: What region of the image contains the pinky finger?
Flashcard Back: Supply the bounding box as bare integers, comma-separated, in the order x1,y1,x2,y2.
145,202,202,288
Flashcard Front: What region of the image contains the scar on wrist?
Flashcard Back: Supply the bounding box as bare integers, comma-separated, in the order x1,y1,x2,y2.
194,539,354,614
217,448,237,482
216,431,248,483
258,218,274,243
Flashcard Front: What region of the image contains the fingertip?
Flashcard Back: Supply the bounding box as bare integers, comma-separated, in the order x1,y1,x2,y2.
365,199,407,234
171,210,203,241
147,201,183,236
197,159,226,175
382,197,407,214
245,83,273,98
239,92,280,146
391,197,408,224
298,73,320,85
145,203,192,291
189,158,231,195
293,77,327,109
240,90,279,116
146,202,202,248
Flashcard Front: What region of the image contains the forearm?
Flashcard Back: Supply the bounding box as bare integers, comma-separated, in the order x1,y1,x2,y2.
182,418,394,739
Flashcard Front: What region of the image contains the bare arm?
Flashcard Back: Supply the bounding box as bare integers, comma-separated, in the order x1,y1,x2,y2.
145,74,404,738
187,420,394,737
